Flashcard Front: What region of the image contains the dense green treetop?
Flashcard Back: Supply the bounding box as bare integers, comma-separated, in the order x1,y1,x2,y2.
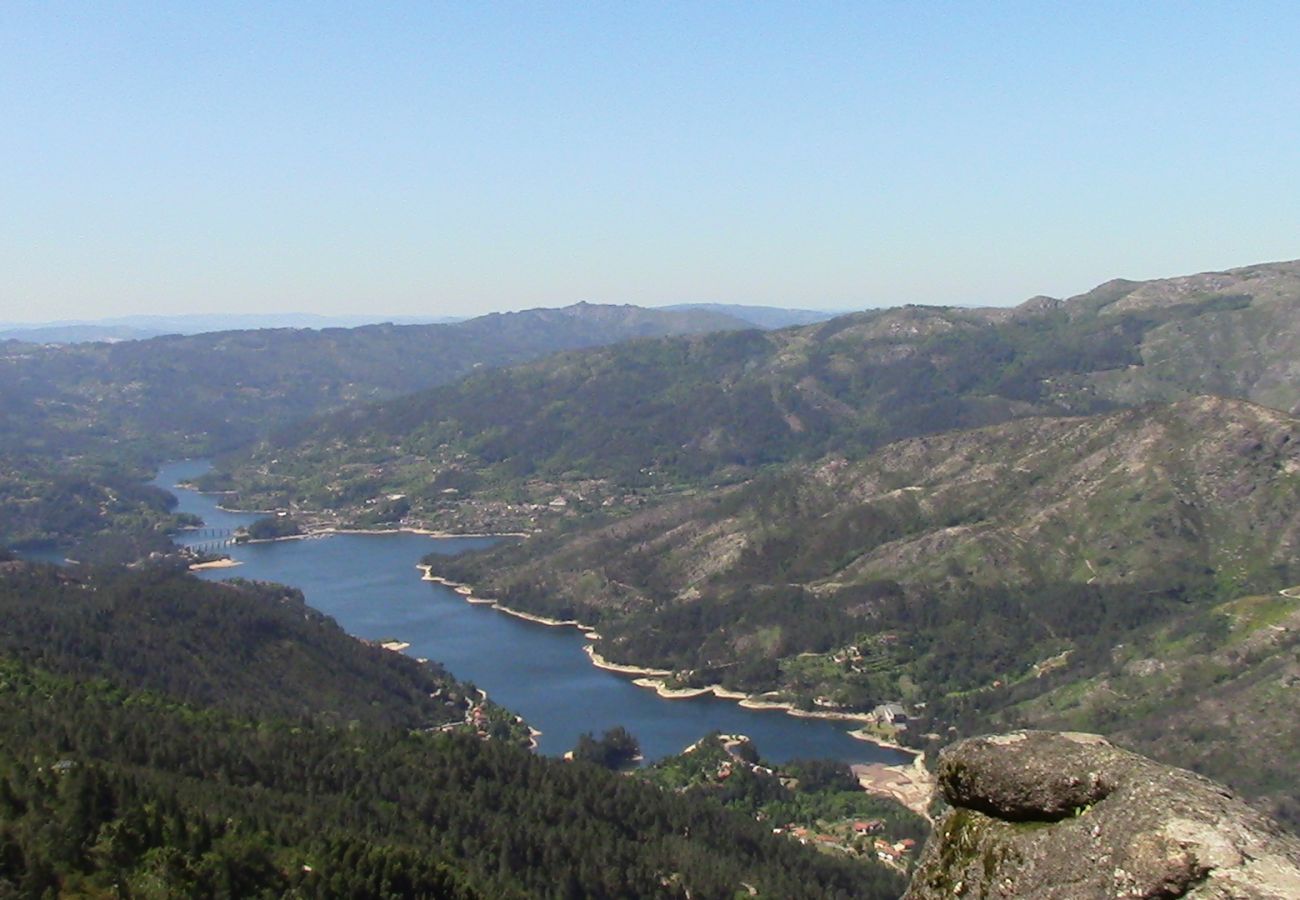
571,726,641,769
243,515,303,541
0,562,472,729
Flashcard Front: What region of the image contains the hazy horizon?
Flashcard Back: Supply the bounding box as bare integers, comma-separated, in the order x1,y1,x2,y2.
0,299,848,330
3,4,1298,323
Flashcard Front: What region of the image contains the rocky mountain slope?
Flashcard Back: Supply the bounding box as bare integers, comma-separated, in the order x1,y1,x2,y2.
212,260,1300,533
202,300,1123,523
1049,260,1300,414
426,397,1300,823
429,396,1300,670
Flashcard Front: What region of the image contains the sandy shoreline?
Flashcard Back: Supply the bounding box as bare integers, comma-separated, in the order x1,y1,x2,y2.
418,566,923,763
494,605,589,628
239,533,319,544
332,526,528,539
626,676,905,741
585,647,671,678
420,566,933,803
420,567,601,631
624,675,748,701
188,557,243,570
242,526,525,545
846,728,916,755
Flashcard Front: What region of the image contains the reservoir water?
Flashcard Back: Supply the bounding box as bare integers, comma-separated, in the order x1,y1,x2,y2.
158,460,912,767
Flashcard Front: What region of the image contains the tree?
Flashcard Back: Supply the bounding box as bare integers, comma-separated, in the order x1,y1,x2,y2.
571,727,640,769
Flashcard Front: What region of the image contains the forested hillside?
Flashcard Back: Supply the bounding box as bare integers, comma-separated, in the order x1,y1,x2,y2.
0,560,905,898
187,264,1300,834
9,260,1300,891
0,457,197,563
0,561,477,729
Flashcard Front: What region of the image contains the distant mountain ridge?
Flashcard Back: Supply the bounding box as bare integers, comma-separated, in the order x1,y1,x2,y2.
662,302,840,329
216,259,1300,531
0,302,750,553
0,301,750,457
0,312,462,343
0,299,829,344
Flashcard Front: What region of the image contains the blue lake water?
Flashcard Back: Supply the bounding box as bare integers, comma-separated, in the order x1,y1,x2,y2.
158,459,912,767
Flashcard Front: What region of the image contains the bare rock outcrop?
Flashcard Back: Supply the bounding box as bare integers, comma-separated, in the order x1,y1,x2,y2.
905,731,1300,899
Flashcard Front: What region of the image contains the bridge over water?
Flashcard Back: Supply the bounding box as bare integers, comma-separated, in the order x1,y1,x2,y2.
182,526,237,554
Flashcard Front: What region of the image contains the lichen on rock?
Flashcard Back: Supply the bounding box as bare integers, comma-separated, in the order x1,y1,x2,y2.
904,731,1300,899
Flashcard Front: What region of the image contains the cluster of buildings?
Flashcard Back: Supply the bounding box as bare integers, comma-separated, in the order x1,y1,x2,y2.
714,757,774,781
774,820,917,866
873,836,918,863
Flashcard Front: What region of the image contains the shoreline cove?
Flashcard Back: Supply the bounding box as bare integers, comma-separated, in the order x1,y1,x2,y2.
418,565,923,764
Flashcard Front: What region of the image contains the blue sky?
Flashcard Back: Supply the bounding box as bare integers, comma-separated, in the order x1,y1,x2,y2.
3,2,1298,321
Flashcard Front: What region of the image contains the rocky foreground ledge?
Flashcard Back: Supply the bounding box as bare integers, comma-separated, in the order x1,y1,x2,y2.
905,731,1300,899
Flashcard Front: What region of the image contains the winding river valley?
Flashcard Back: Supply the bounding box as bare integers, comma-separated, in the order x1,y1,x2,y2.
157,460,913,766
